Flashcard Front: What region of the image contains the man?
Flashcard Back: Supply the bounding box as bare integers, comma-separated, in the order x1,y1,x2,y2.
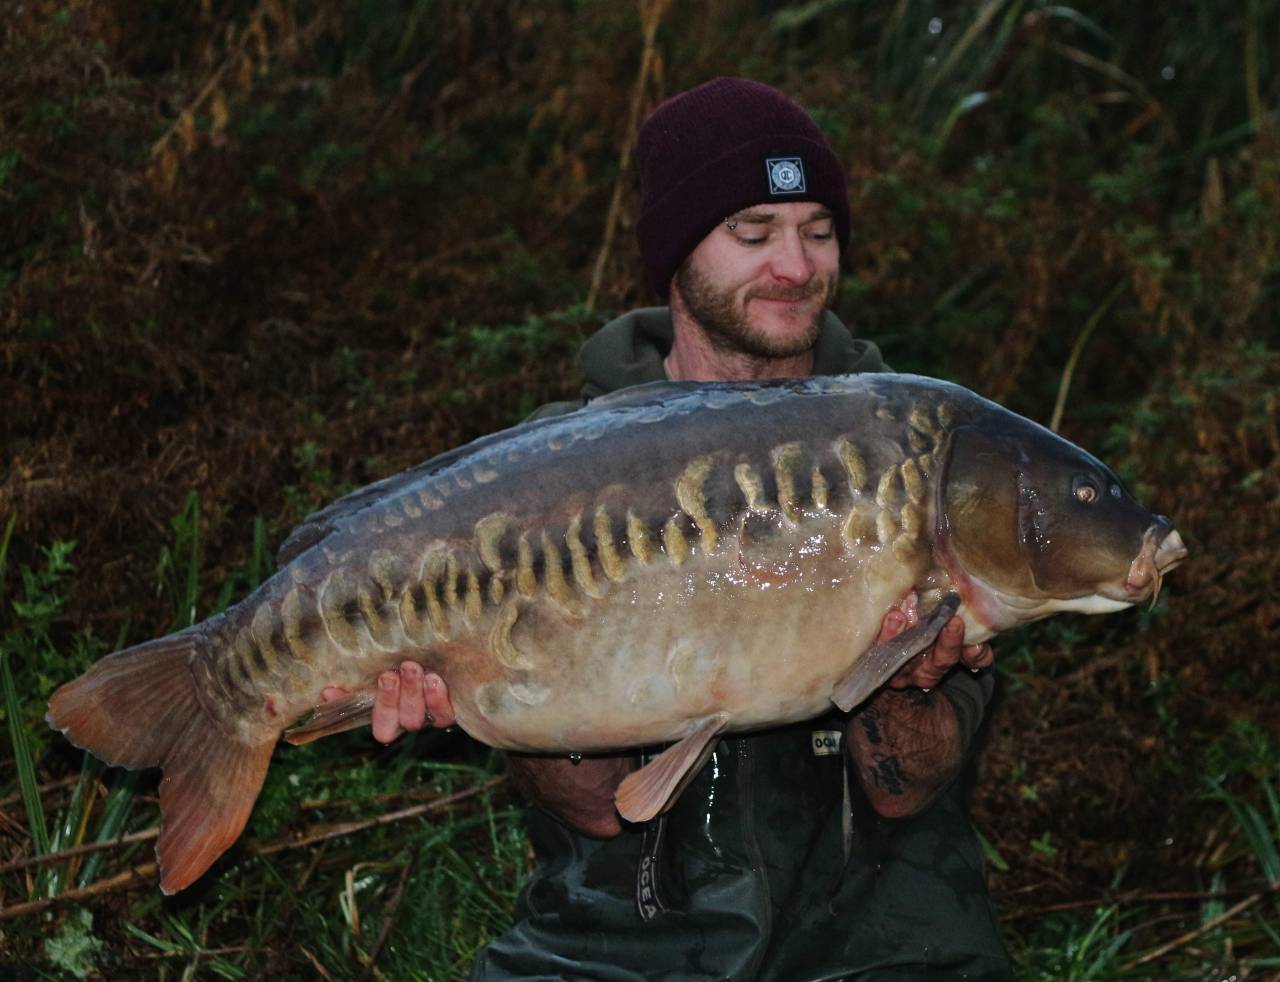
333,78,1014,979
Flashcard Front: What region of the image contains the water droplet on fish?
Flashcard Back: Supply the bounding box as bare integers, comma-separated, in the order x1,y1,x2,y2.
569,752,582,765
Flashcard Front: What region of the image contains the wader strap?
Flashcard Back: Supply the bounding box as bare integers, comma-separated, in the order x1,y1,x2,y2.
636,812,670,921
635,748,671,921
842,755,854,861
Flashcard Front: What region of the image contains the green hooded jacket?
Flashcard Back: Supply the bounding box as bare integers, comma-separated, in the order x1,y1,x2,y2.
471,308,1013,981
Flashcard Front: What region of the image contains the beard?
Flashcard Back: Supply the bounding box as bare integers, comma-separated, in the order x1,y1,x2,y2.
672,259,837,359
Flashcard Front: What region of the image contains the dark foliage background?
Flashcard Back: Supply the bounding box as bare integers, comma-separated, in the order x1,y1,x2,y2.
2,1,1278,977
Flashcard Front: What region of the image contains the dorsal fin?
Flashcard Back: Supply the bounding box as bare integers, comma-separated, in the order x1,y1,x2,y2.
583,379,710,411
277,411,583,565
276,379,751,566
277,443,479,565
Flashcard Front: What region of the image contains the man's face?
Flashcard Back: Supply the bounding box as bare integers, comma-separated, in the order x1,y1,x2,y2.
671,201,840,359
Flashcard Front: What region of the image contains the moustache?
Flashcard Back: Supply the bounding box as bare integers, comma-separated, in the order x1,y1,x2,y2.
747,282,827,304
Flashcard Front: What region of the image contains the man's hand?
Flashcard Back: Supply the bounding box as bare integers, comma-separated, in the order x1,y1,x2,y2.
882,592,994,691
320,661,455,744
845,597,994,820
324,666,633,836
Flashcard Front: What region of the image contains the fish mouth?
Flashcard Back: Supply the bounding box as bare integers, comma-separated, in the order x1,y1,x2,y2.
1122,521,1188,608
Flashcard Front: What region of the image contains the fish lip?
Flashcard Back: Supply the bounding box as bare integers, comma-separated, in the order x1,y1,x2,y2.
1119,523,1188,606
1152,527,1188,574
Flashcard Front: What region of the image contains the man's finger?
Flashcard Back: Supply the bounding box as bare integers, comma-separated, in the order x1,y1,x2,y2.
877,609,907,643
902,647,949,690
320,685,346,704
962,643,995,671
886,652,923,689
397,661,427,731
887,614,970,689
928,617,966,673
371,670,403,743
424,673,457,728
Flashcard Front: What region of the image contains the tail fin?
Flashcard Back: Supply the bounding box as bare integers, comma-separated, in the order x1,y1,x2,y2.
47,633,275,894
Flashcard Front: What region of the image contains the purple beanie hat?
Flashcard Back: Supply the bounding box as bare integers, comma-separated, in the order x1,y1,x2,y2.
635,77,851,300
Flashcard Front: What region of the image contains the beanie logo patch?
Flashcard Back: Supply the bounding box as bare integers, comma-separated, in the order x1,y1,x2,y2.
766,157,806,195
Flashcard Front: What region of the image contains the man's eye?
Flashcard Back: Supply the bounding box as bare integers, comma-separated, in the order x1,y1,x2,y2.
806,224,835,240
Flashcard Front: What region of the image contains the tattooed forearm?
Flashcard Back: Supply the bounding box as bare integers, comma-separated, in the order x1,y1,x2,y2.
847,689,963,819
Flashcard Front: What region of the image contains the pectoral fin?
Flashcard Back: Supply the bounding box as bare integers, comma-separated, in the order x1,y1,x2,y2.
283,691,377,746
831,592,962,712
614,712,731,823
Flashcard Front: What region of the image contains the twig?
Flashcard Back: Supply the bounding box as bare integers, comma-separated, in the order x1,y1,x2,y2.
585,0,671,311
0,826,158,874
299,780,494,810
140,946,252,960
249,777,505,858
1119,891,1264,969
0,860,158,919
300,946,335,981
1002,881,1280,922
0,774,79,809
362,848,419,981
296,840,329,891
0,776,505,920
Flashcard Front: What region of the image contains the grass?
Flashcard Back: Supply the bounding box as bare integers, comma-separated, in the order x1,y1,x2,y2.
0,505,522,977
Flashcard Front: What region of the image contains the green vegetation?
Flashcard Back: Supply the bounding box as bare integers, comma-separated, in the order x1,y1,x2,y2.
2,0,1277,977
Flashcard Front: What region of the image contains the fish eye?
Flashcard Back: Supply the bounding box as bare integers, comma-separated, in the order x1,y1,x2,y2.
1072,476,1099,504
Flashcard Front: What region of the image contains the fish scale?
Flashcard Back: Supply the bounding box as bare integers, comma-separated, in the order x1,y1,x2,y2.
46,373,1187,894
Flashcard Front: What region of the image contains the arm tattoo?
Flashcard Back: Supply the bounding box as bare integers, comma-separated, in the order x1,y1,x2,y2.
858,705,884,745
867,752,906,796
854,708,906,795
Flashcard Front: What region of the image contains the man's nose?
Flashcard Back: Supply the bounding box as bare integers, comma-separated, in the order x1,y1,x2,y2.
768,231,814,283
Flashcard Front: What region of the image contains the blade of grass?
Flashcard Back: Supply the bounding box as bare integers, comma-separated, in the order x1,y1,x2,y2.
935,90,993,150
913,0,1016,121
1206,779,1280,886
975,826,1010,872
1244,0,1262,129
180,491,201,629
1038,5,1114,46
157,491,202,629
874,0,914,92
46,752,103,894
1050,279,1126,432
0,512,16,599
1,647,50,860
1068,905,1131,976
249,515,269,588
78,770,140,887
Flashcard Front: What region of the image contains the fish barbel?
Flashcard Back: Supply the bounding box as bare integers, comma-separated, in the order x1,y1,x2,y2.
47,373,1187,893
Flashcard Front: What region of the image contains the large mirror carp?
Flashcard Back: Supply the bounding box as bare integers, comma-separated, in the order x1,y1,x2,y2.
48,374,1187,893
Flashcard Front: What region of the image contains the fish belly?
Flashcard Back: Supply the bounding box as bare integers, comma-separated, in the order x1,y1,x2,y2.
450,516,925,752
